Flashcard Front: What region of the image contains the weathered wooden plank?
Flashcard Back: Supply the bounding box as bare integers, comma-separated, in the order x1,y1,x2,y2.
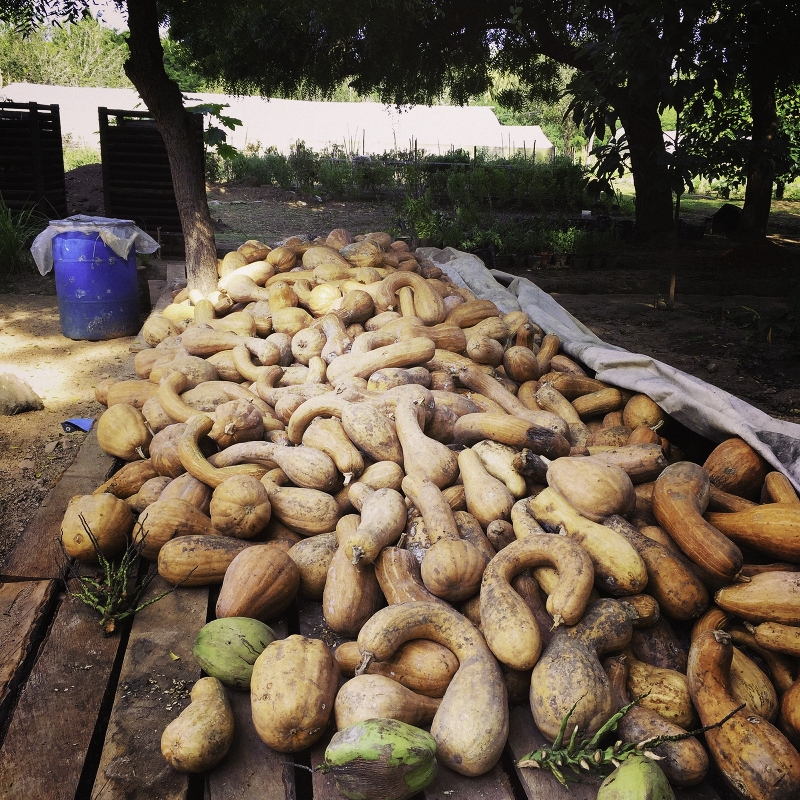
91,577,208,800
0,579,52,709
424,761,515,799
205,618,297,800
3,428,116,577
507,705,600,800
0,588,122,800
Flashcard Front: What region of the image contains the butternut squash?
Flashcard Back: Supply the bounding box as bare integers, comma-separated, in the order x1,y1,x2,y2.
334,639,457,698
250,635,339,752
356,601,508,776
480,533,594,670
333,674,441,730
603,515,709,621
604,655,708,787
530,488,648,596
687,630,800,800
652,461,743,584
322,514,384,636
530,599,635,742
704,437,770,501
216,543,300,621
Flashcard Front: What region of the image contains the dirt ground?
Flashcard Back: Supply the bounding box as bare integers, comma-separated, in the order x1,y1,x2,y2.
1,168,799,569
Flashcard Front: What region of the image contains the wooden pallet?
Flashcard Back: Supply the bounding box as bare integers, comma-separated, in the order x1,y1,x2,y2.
0,276,726,800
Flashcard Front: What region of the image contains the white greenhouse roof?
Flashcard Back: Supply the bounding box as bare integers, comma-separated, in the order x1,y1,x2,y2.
0,83,553,157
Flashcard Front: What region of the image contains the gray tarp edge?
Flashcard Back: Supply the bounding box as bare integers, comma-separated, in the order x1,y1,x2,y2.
419,246,800,491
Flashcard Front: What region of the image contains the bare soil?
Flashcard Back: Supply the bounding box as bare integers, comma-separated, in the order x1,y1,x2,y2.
1,169,799,569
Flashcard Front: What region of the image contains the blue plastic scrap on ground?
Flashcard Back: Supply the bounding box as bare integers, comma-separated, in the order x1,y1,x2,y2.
62,418,94,433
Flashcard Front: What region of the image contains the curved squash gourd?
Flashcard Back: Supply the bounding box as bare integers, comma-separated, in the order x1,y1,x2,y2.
356,601,508,777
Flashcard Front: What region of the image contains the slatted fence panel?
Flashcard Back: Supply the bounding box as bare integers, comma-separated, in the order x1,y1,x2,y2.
99,108,204,256
0,102,67,218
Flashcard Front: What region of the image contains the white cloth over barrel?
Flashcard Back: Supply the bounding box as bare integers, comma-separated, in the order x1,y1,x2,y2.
30,215,160,276
422,246,800,491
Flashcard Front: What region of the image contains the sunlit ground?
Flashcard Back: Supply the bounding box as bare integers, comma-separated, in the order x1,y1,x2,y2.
0,296,135,414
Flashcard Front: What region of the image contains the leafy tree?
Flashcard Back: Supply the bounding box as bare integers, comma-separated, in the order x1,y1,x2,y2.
164,0,708,237
687,1,800,240
0,16,131,87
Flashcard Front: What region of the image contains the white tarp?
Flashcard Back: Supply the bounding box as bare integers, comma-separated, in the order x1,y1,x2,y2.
422,246,800,490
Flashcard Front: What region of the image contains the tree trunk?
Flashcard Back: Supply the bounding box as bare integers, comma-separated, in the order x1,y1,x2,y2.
739,61,778,241
615,98,674,238
123,0,218,295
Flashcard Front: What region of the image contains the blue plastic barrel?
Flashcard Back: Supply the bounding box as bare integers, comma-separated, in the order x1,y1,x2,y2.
52,231,140,340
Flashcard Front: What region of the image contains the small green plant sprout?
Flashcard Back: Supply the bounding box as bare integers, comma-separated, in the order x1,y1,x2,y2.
59,514,188,636
517,695,744,787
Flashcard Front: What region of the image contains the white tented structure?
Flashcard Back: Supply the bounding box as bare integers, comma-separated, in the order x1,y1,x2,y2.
0,82,556,158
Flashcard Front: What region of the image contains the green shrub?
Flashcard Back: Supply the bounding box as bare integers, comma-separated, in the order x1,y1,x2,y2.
0,199,47,284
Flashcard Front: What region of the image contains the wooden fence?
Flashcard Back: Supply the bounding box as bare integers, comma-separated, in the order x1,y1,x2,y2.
0,102,67,218
99,108,204,256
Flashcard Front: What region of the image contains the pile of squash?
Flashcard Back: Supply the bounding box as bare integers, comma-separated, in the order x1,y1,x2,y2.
60,229,800,799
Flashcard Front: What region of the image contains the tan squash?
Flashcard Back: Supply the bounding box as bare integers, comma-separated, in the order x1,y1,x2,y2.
61,493,134,563
178,414,266,489
159,472,212,514
157,534,251,586
623,647,698,729
403,473,486,603
530,599,635,742
480,533,594,671
216,543,300,620
703,437,770,501
97,403,152,461
546,455,635,522
374,546,448,606
250,634,339,752
209,475,272,539
128,475,172,513
287,531,338,599
687,630,800,800
453,413,571,460
93,459,159,498
706,503,800,562
603,515,709,621
333,674,441,730
530,488,648,596
458,447,514,527
134,497,221,560
160,677,234,773
261,471,341,535
106,379,160,408
356,601,508,777
301,417,364,484
604,656,709,787
337,487,406,564
335,639,457,698
715,571,800,625
394,393,458,489
652,461,743,584
208,399,264,449
322,514,384,636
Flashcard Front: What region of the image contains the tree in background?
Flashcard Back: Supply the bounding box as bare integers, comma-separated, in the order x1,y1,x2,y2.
0,16,130,87
686,1,800,240
166,0,708,237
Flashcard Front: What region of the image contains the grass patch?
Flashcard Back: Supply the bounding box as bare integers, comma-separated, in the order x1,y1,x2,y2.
63,142,101,172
